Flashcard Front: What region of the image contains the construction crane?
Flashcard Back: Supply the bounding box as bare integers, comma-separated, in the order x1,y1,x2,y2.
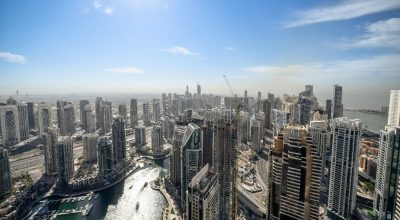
223,74,236,97
223,74,244,116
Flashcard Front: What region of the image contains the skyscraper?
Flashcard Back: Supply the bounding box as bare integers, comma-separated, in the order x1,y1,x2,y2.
153,99,161,123
197,83,201,97
394,176,400,219
243,91,249,111
43,127,59,175
82,133,98,163
102,101,112,134
112,116,126,164
273,97,282,110
186,164,220,220
326,99,332,120
388,90,400,127
308,120,330,158
298,96,313,125
331,85,343,119
170,125,186,185
143,102,151,126
0,105,20,146
152,125,163,153
27,102,35,129
202,121,214,167
79,100,89,126
268,125,322,220
263,99,273,132
118,103,128,122
0,148,12,198
272,109,288,136
58,103,76,136
162,93,168,115
251,120,262,152
38,102,51,136
237,112,250,144
268,92,274,102
98,136,114,177
327,117,362,219
95,97,103,130
130,99,138,128
162,118,175,142
135,126,146,147
180,123,203,210
374,126,400,219
82,104,96,133
56,100,67,133
56,136,74,187
17,103,29,141
213,119,237,219
269,131,284,219
288,102,300,124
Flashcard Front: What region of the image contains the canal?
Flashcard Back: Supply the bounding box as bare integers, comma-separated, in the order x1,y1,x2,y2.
55,158,169,220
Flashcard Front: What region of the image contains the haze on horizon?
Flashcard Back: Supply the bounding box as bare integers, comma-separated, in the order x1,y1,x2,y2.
1,0,399,102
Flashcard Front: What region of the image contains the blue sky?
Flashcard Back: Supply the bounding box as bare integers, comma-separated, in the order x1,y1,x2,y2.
0,0,399,99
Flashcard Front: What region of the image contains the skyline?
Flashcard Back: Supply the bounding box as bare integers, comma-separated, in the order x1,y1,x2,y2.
1,0,400,98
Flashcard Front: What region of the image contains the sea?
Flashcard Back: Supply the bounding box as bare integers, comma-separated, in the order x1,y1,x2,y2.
343,109,387,133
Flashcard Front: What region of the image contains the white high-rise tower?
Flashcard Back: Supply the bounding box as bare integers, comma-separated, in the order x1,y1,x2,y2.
327,117,362,219
388,90,400,127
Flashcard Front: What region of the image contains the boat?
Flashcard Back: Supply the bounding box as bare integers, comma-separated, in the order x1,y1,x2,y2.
94,194,99,199
136,202,140,210
82,204,93,216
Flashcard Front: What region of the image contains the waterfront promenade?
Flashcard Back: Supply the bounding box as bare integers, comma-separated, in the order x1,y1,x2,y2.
52,164,140,197
139,153,171,160
150,180,182,220
42,161,141,199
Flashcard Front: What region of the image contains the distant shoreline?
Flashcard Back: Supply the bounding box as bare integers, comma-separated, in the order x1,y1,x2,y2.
344,108,387,115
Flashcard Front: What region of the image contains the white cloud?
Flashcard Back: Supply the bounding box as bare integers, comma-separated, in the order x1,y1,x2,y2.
0,51,26,64
104,7,113,15
244,54,400,76
91,1,113,15
93,1,102,9
224,47,235,52
244,65,307,75
283,0,400,28
367,18,400,33
339,18,400,50
105,67,144,74
166,46,198,56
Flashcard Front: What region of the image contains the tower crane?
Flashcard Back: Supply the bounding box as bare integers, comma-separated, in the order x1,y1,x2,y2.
223,74,236,97
223,74,243,115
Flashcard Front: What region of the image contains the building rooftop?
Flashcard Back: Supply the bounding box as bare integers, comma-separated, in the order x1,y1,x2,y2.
332,117,362,129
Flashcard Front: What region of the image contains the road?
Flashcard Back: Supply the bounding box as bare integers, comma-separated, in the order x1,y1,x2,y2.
235,157,269,218
255,158,269,191
237,182,267,216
